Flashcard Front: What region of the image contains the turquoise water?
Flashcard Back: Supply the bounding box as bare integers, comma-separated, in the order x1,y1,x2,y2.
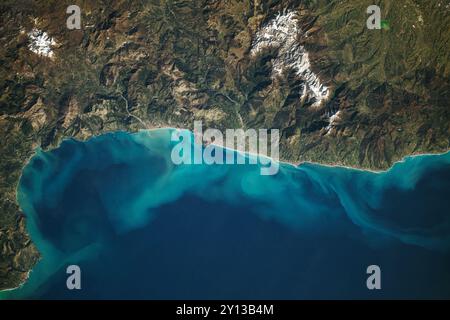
2,129,450,299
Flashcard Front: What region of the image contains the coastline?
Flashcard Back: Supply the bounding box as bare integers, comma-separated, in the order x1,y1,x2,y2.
1,126,449,294
0,270,32,294
52,126,450,174
28,123,450,175
294,150,450,174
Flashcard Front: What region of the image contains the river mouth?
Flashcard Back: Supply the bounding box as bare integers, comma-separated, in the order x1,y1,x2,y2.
2,129,450,299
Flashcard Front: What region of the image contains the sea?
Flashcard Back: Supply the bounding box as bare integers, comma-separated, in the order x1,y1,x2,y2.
1,128,450,299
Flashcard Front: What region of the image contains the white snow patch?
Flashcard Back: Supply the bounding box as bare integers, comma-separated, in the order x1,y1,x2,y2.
28,29,56,58
251,11,329,106
325,110,341,132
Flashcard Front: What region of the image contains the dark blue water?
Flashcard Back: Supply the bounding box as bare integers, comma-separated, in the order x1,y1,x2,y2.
2,129,450,299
